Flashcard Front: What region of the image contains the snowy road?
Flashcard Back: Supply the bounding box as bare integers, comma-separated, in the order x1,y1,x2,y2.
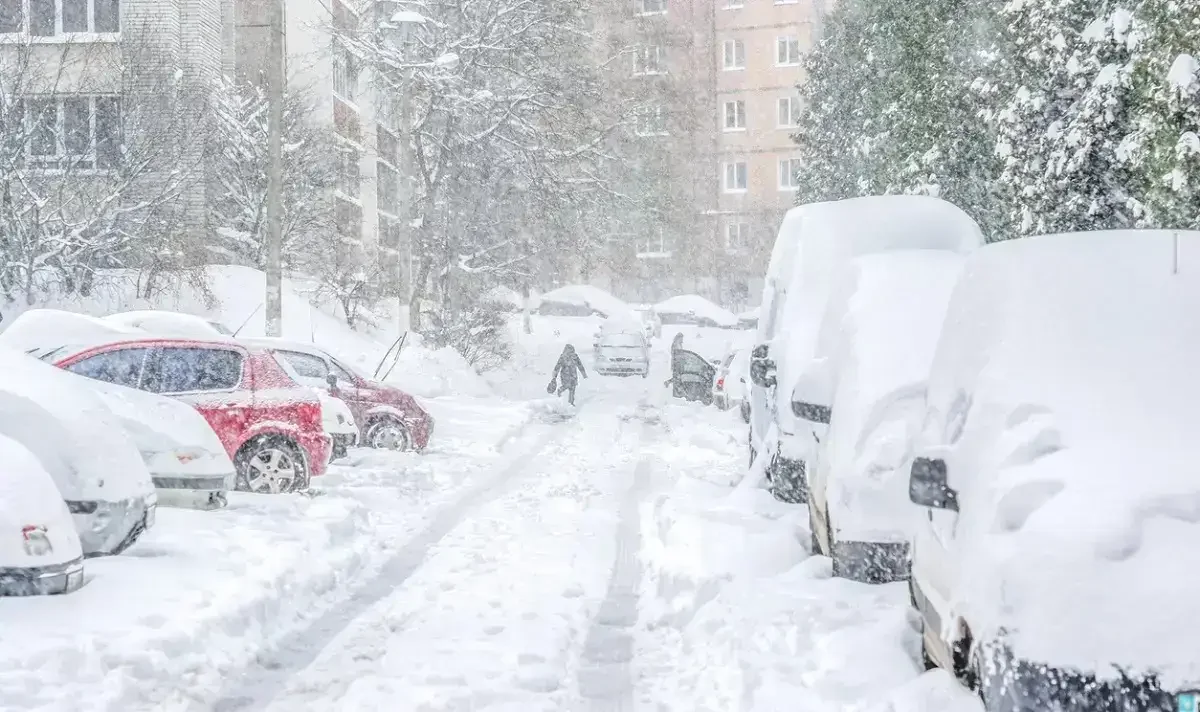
0,320,979,712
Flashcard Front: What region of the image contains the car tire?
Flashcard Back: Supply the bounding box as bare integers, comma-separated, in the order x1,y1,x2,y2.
365,417,412,451
236,436,308,494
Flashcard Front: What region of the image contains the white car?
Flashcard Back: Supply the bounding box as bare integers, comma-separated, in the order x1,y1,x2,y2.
907,230,1200,708
103,310,232,339
748,195,983,503
595,330,650,377
313,388,359,461
0,434,85,596
0,347,156,556
797,251,964,583
82,380,236,509
713,347,750,422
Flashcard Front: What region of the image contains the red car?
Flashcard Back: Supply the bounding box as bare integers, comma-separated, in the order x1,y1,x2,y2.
241,338,433,451
32,337,330,494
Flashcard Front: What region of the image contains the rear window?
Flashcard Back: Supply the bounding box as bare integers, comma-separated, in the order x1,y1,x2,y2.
601,334,643,348
145,347,244,393
65,348,150,388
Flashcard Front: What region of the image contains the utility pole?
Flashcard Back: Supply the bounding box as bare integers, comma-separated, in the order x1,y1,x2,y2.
264,0,285,337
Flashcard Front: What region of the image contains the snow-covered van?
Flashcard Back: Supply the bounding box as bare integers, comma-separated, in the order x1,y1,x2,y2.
800,251,964,583
749,195,982,502
0,434,85,596
0,347,156,556
907,231,1200,709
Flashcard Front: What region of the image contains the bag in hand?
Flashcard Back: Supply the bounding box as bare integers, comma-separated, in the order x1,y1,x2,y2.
546,377,557,394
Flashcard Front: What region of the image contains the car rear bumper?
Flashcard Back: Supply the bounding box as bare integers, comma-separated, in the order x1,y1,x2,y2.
597,365,649,375
0,556,85,596
151,472,234,493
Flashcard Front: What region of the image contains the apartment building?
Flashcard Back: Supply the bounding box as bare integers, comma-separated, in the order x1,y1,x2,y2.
233,0,406,289
0,0,225,245
714,0,825,285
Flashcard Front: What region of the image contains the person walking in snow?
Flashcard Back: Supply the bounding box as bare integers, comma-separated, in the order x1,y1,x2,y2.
550,344,587,406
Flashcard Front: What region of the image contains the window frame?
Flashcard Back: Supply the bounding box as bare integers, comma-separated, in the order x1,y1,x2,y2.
144,347,246,396
721,38,744,71
637,0,666,16
0,0,120,37
776,35,801,66
777,96,801,128
725,221,750,251
16,94,121,170
64,347,150,389
778,157,802,190
723,160,748,193
632,44,666,76
723,99,746,132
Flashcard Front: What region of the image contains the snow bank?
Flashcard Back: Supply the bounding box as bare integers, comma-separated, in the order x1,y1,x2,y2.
383,342,491,399
653,294,739,328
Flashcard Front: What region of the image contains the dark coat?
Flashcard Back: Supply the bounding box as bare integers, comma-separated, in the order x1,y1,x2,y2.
553,348,587,387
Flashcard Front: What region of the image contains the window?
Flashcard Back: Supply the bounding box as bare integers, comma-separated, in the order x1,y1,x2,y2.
377,127,398,165
779,157,802,190
19,96,120,169
723,161,747,192
329,360,356,382
775,0,799,4
145,348,243,394
333,49,358,102
336,197,363,238
722,39,744,70
777,36,801,66
724,0,743,8
777,96,801,128
377,162,399,214
1,0,119,34
380,214,401,250
638,0,665,14
633,45,665,75
334,98,361,142
66,348,148,388
278,351,329,380
337,147,360,197
634,105,668,136
725,221,749,250
723,100,745,131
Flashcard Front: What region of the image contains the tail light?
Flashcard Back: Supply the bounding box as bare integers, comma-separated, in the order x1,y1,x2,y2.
717,377,725,390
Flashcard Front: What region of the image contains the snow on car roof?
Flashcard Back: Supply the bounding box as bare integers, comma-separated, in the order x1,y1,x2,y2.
813,251,964,542
539,285,636,319
0,346,153,503
103,310,232,339
653,295,739,328
930,230,1200,684
0,309,146,359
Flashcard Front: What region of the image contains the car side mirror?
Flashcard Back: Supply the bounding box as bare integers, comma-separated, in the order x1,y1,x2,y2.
790,358,833,424
326,373,338,390
909,457,958,511
749,344,776,388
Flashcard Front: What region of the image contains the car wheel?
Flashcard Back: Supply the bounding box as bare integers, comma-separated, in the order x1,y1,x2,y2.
236,436,307,494
366,417,412,451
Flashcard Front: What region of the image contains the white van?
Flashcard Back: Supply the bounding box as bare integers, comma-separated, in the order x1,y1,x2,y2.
749,195,982,502
907,231,1200,708
595,329,650,377
799,250,965,583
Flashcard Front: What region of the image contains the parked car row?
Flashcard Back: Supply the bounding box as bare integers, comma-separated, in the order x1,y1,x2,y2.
748,194,1200,709
0,308,434,597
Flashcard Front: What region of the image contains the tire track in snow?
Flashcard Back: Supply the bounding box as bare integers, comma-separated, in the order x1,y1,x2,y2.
212,421,563,712
578,404,658,711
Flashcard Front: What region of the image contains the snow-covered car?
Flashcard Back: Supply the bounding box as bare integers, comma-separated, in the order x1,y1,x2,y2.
799,251,964,583
713,347,750,421
537,284,637,320
653,294,739,328
907,230,1200,708
82,379,236,509
0,433,85,596
0,347,156,556
595,330,650,377
0,311,331,494
748,195,983,503
103,310,232,339
241,338,433,452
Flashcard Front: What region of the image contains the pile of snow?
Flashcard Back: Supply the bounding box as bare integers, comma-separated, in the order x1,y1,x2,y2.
0,308,142,358
653,294,739,328
537,284,635,320
384,341,491,399
480,285,529,312
922,230,1200,687
103,310,231,339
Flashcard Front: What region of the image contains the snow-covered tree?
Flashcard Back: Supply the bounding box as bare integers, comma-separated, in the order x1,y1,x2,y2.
206,77,337,269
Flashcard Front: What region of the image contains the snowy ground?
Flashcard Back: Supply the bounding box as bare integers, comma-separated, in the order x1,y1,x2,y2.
0,308,981,712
